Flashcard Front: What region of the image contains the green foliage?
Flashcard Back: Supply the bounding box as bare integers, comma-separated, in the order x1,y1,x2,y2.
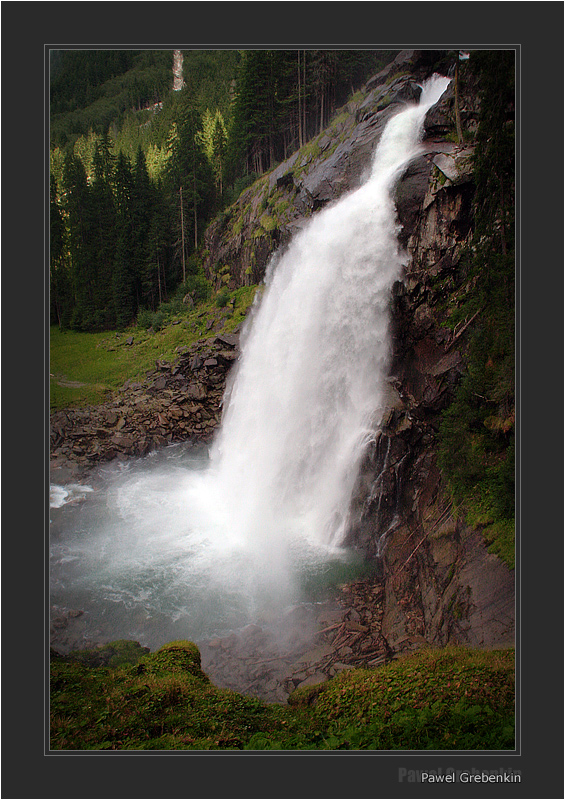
50,323,196,409
50,644,514,751
225,50,397,187
215,287,231,308
50,50,174,149
259,213,277,232
438,51,515,567
136,309,153,330
50,281,257,410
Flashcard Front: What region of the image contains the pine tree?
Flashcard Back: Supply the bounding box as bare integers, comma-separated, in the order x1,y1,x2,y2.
143,181,171,310
90,139,117,327
165,93,214,276
50,172,72,327
112,151,136,329
132,146,154,305
62,152,97,330
438,50,516,552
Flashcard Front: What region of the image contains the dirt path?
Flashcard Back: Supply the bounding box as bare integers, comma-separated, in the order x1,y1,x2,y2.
51,373,89,388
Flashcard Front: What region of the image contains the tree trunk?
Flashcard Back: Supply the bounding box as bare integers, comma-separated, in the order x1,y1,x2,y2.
454,60,464,145
302,51,307,142
179,186,186,283
297,50,303,148
193,170,198,250
157,257,162,305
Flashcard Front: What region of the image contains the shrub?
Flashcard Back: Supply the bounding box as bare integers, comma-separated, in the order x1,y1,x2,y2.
151,310,166,331
137,309,153,330
215,287,231,308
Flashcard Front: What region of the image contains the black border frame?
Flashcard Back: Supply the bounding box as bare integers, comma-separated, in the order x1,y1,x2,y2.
2,3,563,798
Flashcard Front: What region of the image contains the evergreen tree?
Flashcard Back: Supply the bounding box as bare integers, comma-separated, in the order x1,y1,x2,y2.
62,151,98,330
143,180,171,310
211,114,227,201
132,146,154,306
165,92,214,277
89,138,118,327
112,151,136,329
201,109,228,204
94,131,116,182
50,172,72,327
438,50,515,553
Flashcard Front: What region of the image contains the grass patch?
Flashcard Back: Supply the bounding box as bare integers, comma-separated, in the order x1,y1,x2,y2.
50,643,515,751
463,489,515,567
293,646,515,751
50,286,260,411
259,213,277,232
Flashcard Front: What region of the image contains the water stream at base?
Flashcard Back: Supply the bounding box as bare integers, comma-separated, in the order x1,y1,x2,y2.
50,76,451,667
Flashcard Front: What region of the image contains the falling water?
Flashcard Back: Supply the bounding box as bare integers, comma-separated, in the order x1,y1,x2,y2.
50,75,450,650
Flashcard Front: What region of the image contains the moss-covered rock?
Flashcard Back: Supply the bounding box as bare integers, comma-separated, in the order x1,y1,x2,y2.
54,639,150,668
137,640,210,682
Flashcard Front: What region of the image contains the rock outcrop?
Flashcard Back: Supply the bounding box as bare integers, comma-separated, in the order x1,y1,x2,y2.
198,48,514,657
201,51,467,290
50,332,241,475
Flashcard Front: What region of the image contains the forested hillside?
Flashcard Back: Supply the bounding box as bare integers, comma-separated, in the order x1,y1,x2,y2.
49,48,396,332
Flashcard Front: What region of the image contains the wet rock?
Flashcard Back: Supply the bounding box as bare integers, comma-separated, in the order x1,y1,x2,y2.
296,672,327,690
215,332,239,348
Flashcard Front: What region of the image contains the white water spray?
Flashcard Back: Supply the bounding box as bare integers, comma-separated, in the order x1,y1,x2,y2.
185,73,451,584
50,75,450,647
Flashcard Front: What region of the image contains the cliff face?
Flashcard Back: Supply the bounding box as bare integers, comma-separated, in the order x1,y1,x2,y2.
201,49,514,654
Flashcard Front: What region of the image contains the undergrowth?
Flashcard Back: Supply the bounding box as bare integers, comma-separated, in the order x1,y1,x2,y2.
50,642,515,751
50,283,259,411
437,51,515,568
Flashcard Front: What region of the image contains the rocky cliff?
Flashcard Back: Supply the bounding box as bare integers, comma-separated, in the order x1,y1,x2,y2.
199,49,514,655
50,50,514,664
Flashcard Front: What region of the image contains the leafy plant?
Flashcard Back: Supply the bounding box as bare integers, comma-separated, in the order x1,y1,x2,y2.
215,287,231,308
50,644,515,751
438,51,515,567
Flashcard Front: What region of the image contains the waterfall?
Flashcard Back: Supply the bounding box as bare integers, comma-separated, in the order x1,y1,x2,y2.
50,75,450,648
187,73,451,568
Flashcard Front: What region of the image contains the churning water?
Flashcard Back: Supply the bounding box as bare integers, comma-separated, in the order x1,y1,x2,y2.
50,76,451,651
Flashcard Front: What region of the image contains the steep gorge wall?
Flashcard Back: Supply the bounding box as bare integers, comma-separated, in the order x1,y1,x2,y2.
201,49,514,655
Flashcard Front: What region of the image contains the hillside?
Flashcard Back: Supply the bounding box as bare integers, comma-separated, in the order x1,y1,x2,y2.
49,48,396,333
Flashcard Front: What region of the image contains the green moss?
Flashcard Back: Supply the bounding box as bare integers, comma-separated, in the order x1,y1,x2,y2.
274,199,290,217
51,643,515,751
385,69,409,85
215,287,231,308
330,110,349,130
138,641,209,681
54,640,150,669
436,166,447,186
259,213,277,232
379,90,393,107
